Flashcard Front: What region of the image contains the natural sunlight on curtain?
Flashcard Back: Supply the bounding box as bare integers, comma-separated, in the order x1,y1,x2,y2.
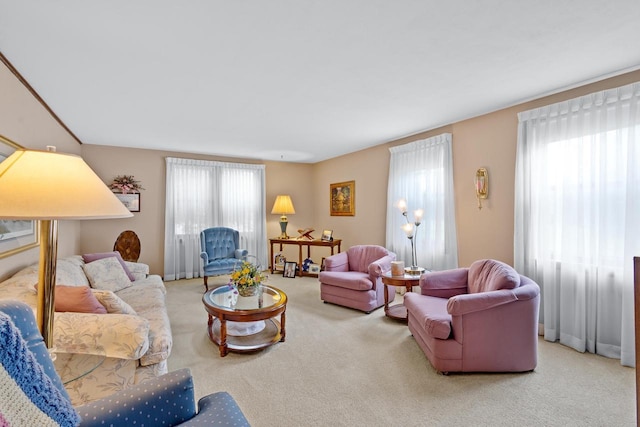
386,133,458,271
515,81,640,367
164,157,267,281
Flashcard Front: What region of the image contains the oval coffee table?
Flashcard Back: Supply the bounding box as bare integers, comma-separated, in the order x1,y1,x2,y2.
202,284,287,357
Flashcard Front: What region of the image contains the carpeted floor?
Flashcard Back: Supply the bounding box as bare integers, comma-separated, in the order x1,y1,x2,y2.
165,274,635,427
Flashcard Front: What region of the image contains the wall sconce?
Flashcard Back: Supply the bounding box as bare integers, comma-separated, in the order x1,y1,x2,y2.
475,168,489,210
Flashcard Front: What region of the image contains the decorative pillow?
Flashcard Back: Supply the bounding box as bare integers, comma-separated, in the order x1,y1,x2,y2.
82,257,133,292
83,251,136,281
91,289,137,315
54,285,107,314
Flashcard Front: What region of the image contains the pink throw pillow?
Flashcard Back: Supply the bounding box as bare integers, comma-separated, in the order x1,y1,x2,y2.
55,285,107,314
83,251,136,281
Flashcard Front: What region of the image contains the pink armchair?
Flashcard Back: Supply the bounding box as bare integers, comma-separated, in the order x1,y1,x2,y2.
404,259,540,373
319,245,396,313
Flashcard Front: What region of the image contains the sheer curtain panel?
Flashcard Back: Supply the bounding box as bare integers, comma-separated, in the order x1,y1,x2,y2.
515,81,640,366
386,133,458,271
164,157,267,281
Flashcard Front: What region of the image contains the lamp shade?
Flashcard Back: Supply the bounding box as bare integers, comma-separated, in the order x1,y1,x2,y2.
271,195,295,215
0,149,132,220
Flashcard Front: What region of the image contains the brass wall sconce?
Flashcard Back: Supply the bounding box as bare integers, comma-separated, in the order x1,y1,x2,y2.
475,168,489,210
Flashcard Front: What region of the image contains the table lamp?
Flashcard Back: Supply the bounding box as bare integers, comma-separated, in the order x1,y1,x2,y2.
271,195,295,239
0,146,132,349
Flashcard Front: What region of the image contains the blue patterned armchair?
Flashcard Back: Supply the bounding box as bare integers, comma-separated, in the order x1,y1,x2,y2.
0,300,250,426
200,227,248,291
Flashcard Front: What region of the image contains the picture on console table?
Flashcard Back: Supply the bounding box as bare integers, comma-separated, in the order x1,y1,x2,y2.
273,253,286,271
283,261,297,278
115,193,140,212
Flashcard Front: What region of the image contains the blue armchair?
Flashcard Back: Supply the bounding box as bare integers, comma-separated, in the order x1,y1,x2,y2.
200,227,248,291
0,300,250,426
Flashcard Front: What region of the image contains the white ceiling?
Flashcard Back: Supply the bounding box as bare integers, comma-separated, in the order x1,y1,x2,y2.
1,1,639,163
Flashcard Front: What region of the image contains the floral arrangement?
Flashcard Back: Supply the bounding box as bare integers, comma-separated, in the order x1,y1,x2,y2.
230,260,265,295
110,175,145,194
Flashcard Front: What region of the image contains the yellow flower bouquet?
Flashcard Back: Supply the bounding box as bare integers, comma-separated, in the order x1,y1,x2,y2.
230,260,265,297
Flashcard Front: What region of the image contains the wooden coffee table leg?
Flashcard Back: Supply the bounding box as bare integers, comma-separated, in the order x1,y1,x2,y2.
219,318,228,357
384,283,390,315
280,311,286,342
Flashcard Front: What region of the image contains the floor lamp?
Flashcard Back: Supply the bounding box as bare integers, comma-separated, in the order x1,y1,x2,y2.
0,147,132,349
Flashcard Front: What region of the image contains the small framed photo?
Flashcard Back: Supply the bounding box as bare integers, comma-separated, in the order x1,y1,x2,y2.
309,264,321,274
115,193,141,212
321,229,333,241
283,261,297,278
330,180,355,216
273,253,286,271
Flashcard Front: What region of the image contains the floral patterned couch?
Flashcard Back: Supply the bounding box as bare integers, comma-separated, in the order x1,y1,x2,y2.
0,254,172,406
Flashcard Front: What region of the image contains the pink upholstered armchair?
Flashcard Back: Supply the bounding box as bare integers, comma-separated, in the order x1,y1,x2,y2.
319,245,396,313
404,259,540,373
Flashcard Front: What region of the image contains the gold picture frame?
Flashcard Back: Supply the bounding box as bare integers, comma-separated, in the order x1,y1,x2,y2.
330,180,355,216
0,134,40,259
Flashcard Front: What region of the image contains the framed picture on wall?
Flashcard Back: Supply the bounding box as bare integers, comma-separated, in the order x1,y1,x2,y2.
115,193,141,212
0,134,40,259
330,180,355,216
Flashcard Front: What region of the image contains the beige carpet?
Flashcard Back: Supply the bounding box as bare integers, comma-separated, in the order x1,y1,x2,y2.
165,275,635,427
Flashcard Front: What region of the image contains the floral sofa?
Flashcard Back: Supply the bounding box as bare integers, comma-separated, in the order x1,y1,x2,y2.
0,252,172,406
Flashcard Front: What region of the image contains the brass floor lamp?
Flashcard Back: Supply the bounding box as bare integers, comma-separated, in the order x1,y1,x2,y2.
0,147,132,348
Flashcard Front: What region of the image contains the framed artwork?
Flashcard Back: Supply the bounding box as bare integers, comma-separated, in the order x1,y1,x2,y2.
273,253,286,271
330,180,355,216
283,261,297,278
309,264,321,274
321,229,333,241
115,193,141,212
0,134,40,259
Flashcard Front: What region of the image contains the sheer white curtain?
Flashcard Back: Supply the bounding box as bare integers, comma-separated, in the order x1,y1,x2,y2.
386,133,458,271
515,81,640,366
164,157,267,281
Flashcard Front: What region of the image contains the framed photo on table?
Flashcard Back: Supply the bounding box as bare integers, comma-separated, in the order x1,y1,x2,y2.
283,262,297,278
321,229,333,241
330,180,355,216
115,193,140,212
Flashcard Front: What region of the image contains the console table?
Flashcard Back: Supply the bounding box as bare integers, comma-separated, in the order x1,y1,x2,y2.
269,238,342,277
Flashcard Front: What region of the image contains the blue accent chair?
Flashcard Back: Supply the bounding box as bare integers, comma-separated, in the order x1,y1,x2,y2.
200,227,248,291
0,300,251,426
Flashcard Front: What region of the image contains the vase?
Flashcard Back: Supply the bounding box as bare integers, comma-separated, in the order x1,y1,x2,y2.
237,286,258,297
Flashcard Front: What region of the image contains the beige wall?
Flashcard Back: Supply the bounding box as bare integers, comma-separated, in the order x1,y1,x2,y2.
2,54,640,278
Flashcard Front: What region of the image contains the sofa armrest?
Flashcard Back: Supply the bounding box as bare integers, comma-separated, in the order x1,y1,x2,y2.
235,249,249,259
54,312,150,360
78,368,197,426
200,251,209,264
447,289,518,316
324,252,349,272
188,391,251,426
124,261,149,281
420,268,469,298
368,254,395,278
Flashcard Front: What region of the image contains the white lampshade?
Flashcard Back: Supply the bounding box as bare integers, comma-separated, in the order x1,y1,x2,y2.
0,148,132,219
0,147,132,349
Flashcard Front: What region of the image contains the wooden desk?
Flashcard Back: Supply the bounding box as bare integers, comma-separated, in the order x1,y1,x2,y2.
269,238,342,277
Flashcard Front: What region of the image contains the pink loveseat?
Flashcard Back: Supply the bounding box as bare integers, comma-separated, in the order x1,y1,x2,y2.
319,245,396,313
404,259,540,373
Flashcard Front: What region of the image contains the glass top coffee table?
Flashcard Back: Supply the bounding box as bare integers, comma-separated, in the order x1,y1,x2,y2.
202,284,287,357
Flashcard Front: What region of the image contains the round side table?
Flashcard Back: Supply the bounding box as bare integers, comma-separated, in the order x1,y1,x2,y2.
381,271,423,321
